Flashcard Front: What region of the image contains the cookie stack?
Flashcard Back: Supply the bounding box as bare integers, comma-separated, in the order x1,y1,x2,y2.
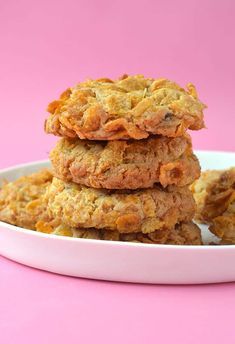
43,75,206,245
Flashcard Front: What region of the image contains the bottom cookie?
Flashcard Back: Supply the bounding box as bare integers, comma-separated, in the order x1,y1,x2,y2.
36,220,202,245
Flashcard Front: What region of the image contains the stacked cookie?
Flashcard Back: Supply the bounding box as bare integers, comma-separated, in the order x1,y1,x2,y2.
43,74,206,244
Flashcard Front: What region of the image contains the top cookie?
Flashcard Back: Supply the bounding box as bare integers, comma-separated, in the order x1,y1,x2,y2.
45,74,206,140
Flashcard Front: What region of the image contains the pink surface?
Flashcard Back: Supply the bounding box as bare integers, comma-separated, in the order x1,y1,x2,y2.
0,0,235,343
1,257,235,344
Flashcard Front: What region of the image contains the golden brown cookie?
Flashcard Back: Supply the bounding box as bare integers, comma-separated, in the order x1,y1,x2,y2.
36,220,202,245
191,168,235,243
209,199,235,244
44,177,195,234
50,135,200,189
45,74,205,140
0,169,52,230
191,168,235,223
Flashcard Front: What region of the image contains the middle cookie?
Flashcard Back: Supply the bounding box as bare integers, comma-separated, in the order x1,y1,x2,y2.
50,135,200,189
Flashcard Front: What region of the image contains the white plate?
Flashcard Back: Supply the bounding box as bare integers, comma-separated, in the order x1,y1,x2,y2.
0,151,235,284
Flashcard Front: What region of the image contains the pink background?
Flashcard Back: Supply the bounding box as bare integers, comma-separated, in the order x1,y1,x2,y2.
0,0,235,343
